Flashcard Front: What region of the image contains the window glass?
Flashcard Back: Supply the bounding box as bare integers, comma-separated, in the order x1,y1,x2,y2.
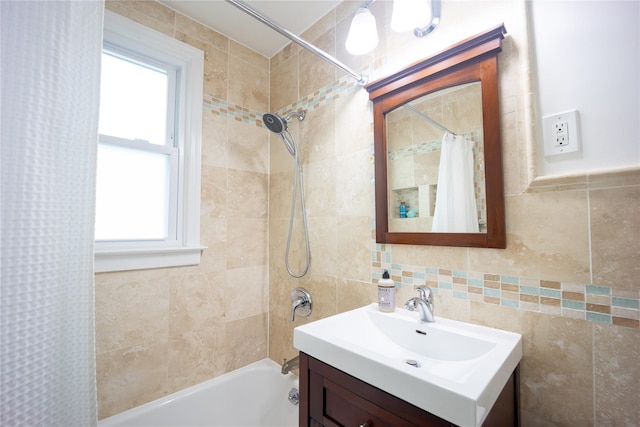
99,51,168,145
95,142,172,241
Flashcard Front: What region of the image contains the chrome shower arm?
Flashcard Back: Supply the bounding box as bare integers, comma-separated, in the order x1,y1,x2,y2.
284,110,306,122
226,0,368,85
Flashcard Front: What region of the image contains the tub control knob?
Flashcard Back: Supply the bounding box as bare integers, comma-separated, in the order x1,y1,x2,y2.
290,287,312,322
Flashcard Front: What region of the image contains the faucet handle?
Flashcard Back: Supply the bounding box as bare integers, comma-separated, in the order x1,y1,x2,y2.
290,287,312,322
415,285,432,302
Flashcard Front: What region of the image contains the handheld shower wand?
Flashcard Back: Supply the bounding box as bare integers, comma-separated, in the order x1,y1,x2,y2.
262,110,311,278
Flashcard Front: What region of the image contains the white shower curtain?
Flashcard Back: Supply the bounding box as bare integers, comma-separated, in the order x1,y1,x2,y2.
1,1,103,425
431,133,480,233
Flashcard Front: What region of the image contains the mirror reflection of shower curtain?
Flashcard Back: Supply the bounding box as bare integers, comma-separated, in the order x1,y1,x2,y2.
431,133,480,233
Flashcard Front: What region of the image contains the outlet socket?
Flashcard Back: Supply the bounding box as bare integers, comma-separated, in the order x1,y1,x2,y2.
543,110,580,156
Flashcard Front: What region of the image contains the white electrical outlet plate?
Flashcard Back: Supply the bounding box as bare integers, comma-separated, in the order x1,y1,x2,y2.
543,110,580,156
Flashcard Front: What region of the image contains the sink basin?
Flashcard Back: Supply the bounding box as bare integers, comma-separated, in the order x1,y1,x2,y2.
294,304,522,427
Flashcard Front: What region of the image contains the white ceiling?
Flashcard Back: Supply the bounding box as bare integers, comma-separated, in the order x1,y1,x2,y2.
159,0,342,58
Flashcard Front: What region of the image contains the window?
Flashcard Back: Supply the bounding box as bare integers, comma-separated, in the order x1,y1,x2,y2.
95,11,205,273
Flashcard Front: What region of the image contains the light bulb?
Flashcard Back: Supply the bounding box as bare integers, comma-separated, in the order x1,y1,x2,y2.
391,0,432,33
345,7,378,55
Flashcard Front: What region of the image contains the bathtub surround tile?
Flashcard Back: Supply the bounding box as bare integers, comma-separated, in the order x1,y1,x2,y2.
228,55,269,113
200,165,228,219
97,339,169,419
229,40,269,70
305,158,337,217
95,279,169,354
227,169,268,218
299,29,337,96
106,0,175,37
270,54,299,112
227,117,269,174
226,313,268,371
337,216,372,282
202,112,228,168
175,13,228,52
225,266,269,321
269,313,295,368
175,32,229,100
168,322,226,393
301,101,336,164
306,216,338,277
226,218,268,269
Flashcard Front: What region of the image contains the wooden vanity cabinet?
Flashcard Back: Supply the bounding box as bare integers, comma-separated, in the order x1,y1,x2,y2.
298,352,519,427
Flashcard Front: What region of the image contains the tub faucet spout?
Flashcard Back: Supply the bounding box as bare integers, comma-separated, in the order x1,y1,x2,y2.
281,355,299,375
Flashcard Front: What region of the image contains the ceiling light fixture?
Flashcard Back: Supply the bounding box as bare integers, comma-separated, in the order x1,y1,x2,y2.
345,7,379,55
391,0,432,33
345,0,441,56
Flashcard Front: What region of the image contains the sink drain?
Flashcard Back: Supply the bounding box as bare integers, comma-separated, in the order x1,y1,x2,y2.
405,359,421,368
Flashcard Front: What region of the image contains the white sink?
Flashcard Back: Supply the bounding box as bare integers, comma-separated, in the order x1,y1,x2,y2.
294,304,522,427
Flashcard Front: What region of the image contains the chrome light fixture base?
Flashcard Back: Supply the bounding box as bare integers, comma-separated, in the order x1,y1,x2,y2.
414,0,441,38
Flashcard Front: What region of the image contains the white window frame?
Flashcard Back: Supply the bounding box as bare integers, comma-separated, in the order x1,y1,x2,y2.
95,11,206,273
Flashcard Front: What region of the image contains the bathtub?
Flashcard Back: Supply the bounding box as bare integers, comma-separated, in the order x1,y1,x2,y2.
99,358,299,427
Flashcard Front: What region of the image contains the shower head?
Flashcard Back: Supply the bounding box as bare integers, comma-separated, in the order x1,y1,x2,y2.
262,110,306,157
262,110,306,134
263,112,287,134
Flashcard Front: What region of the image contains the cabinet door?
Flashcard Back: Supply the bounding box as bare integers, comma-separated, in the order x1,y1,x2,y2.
304,354,452,427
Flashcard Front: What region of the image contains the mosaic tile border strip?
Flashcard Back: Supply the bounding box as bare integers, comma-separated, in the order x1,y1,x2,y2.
202,66,369,129
372,246,640,330
388,130,481,160
203,95,264,127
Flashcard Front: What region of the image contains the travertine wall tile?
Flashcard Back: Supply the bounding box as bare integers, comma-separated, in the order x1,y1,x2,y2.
175,13,228,52
594,323,640,426
299,29,337,96
106,0,175,37
229,40,269,70
470,191,590,282
228,56,269,112
590,185,640,289
226,313,268,370
269,54,298,112
97,339,168,419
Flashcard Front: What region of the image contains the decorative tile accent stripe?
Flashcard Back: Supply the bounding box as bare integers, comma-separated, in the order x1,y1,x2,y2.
203,95,264,127
202,66,368,129
372,248,640,330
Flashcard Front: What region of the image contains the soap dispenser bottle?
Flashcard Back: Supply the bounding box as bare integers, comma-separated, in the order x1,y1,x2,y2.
378,270,395,312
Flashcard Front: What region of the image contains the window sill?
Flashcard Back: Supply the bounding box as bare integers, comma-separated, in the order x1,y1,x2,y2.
95,245,207,273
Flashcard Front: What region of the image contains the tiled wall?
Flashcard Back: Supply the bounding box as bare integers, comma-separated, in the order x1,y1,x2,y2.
95,1,272,419
268,1,639,426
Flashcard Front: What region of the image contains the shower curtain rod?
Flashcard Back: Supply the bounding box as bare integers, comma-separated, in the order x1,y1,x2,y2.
403,104,456,136
226,0,368,85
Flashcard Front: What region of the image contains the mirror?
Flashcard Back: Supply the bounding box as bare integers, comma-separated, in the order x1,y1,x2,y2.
365,24,507,248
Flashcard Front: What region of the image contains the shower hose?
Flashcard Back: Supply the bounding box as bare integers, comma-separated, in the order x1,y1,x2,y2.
282,129,311,278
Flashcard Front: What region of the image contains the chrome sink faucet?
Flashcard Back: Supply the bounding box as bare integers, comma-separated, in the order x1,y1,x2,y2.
404,286,435,322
